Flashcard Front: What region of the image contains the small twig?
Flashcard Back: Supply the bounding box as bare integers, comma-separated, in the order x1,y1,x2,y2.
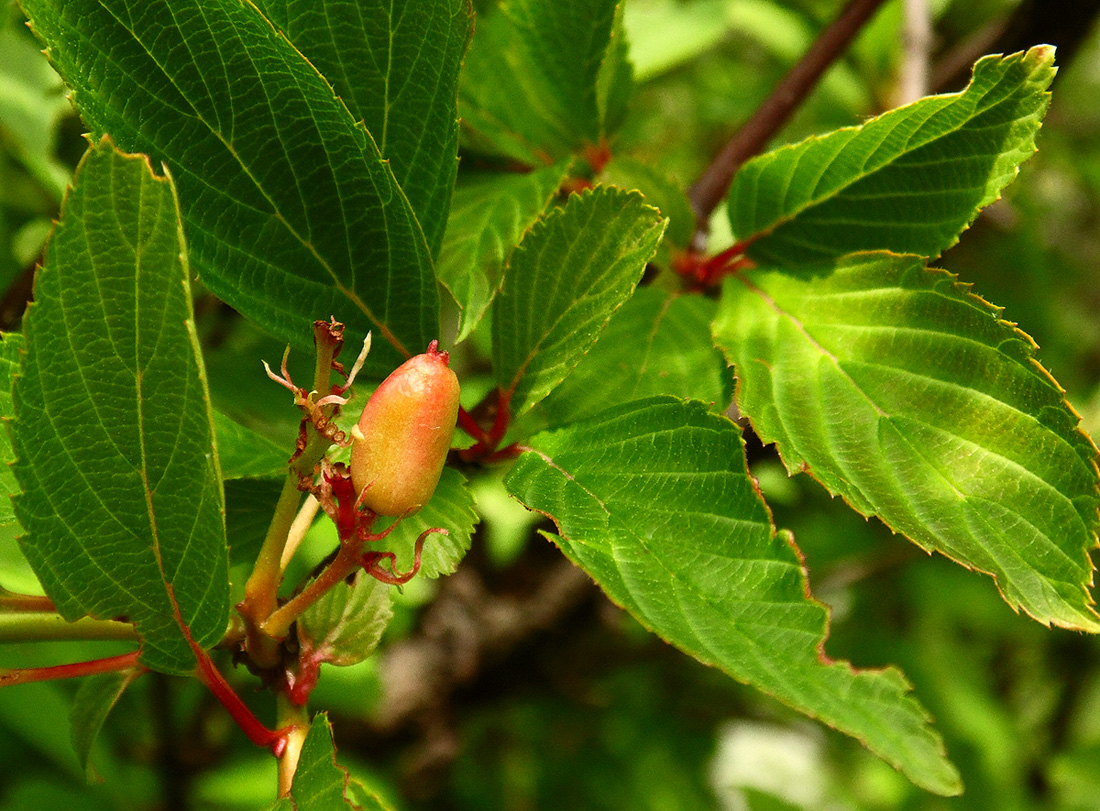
688,0,891,244
0,650,143,688
0,590,55,613
281,494,322,571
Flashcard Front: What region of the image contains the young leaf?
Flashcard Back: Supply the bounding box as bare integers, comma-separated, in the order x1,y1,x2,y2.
270,713,393,811
439,161,571,342
370,467,478,580
714,252,1100,632
70,670,141,782
298,572,393,668
252,0,472,256
459,0,621,164
505,397,961,795
492,187,666,418
20,0,438,370
728,47,1055,265
11,141,230,675
534,287,732,429
0,333,24,527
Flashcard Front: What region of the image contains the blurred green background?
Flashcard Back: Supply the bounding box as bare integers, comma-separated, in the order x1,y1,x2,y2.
2,0,1100,808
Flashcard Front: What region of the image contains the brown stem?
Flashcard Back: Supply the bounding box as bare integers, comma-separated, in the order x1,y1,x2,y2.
688,0,891,241
0,590,55,612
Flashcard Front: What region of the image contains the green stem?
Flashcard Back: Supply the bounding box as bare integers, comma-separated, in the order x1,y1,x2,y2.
276,692,310,798
239,472,305,667
261,543,362,641
0,612,139,642
238,321,346,667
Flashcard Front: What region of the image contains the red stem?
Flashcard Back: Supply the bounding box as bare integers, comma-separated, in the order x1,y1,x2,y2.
458,389,513,462
193,649,289,755
0,650,143,688
456,406,487,444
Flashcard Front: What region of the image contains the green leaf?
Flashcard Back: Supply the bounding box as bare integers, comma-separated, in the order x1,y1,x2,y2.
279,714,359,810
21,0,438,370
504,397,961,795
535,287,732,429
728,47,1056,265
439,162,571,342
713,252,1100,632
595,2,634,139
11,140,230,675
213,411,288,481
459,0,621,164
70,670,140,782
226,477,286,566
492,187,666,418
298,571,392,668
0,332,24,527
371,467,477,579
253,0,472,256
603,157,695,249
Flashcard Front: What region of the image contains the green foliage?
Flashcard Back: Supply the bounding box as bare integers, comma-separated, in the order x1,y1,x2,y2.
729,47,1055,264
10,141,228,674
439,160,572,340
20,0,440,370
714,252,1100,632
492,186,666,417
459,0,625,162
251,0,472,256
1,0,1098,808
267,715,393,810
506,397,960,794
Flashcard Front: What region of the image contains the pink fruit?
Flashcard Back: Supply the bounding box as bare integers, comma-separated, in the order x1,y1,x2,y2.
350,342,460,516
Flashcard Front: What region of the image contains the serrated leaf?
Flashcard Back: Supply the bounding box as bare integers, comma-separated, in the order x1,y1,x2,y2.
280,714,358,810
459,0,620,164
504,397,961,795
70,669,140,782
298,571,392,668
371,467,477,580
11,141,229,675
253,0,472,256
0,333,24,527
714,252,1100,632
214,411,288,481
535,287,731,429
729,47,1055,265
439,162,571,342
492,187,666,418
21,0,438,370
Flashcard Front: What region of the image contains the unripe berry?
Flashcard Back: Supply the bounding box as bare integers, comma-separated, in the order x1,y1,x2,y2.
350,342,460,517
